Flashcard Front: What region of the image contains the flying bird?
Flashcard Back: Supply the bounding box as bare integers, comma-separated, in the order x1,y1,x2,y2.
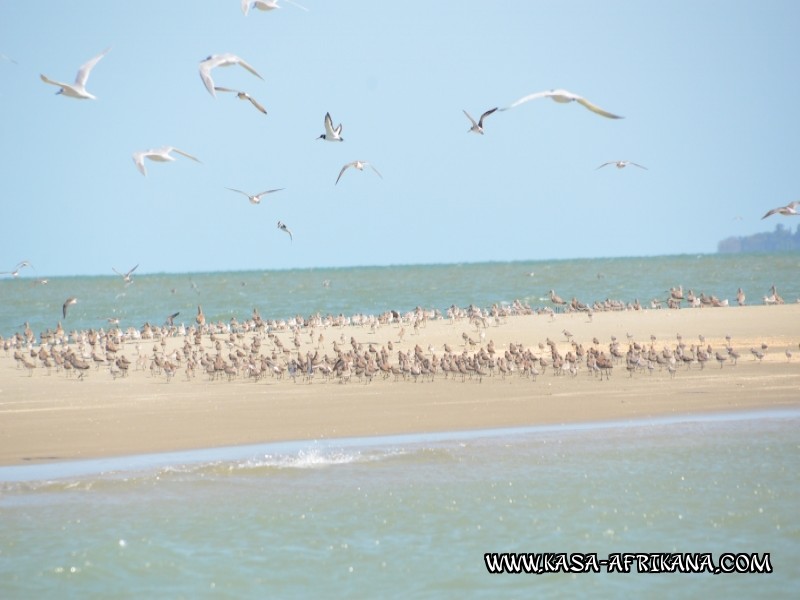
277,220,293,241
317,112,344,141
112,264,139,284
40,47,110,100
226,187,284,204
214,87,268,114
63,297,77,319
132,146,201,176
596,160,647,170
241,0,308,14
165,312,180,327
335,160,382,185
199,53,263,98
1,260,32,277
500,88,623,119
463,107,498,134
761,201,800,220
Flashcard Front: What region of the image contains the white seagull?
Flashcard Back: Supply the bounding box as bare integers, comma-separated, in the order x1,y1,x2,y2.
500,88,623,119
214,87,268,114
226,187,284,205
336,160,382,185
40,47,110,100
1,260,32,277
596,160,647,170
463,107,498,134
277,220,293,241
761,200,800,220
317,112,344,141
199,53,263,98
132,146,201,176
241,0,308,15
112,264,139,284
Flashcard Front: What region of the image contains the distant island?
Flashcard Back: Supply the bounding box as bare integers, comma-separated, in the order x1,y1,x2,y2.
718,223,800,253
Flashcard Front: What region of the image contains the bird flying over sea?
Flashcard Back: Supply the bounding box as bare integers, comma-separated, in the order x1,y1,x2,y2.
62,297,77,319
112,264,139,284
199,54,263,98
226,187,284,204
761,200,800,220
214,87,268,114
463,107,498,134
335,160,382,185
277,220,293,241
40,47,110,100
596,160,647,170
318,112,344,141
132,146,201,176
1,260,32,277
500,88,623,119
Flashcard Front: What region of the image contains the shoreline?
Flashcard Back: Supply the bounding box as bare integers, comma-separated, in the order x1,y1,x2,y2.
1,304,799,468
2,406,798,482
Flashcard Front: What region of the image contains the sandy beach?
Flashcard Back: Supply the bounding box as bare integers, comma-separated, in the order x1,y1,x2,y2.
1,304,798,467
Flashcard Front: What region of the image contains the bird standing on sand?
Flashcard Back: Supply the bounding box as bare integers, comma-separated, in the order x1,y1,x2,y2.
463,107,498,134
335,161,382,185
63,297,77,318
277,220,293,241
214,87,268,114
317,112,343,141
226,187,284,205
132,147,201,176
500,88,623,119
196,305,206,327
199,53,263,98
761,201,800,219
596,160,647,170
40,47,110,100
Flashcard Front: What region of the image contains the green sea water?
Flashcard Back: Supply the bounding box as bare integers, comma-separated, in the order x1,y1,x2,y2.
1,253,798,338
1,412,797,598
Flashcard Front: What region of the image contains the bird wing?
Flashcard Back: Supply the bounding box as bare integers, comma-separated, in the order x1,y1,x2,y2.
368,164,383,179
127,264,139,277
256,188,284,197
132,152,147,176
323,112,335,136
241,0,251,15
576,97,623,119
761,208,779,219
245,94,268,114
630,162,648,169
500,91,549,111
171,148,201,163
462,110,478,128
214,86,237,93
39,73,70,89
478,107,498,124
199,64,216,97
596,162,614,170
112,267,124,277
335,162,353,185
75,47,110,87
235,56,264,80
285,0,309,10
226,187,249,197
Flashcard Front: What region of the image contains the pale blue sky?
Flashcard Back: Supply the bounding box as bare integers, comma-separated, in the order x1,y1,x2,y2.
1,1,798,277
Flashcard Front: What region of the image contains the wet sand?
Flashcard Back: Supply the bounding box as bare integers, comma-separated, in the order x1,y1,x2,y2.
1,304,798,466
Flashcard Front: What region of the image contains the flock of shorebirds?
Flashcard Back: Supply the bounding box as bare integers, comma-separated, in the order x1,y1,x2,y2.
2,290,797,386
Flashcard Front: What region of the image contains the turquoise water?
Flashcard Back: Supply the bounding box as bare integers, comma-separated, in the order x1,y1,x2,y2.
1,253,799,338
1,411,798,598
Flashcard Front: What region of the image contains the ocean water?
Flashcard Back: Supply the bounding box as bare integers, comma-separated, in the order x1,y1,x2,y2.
1,253,799,338
2,254,799,597
1,411,798,598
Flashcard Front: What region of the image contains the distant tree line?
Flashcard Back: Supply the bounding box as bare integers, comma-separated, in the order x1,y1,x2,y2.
718,223,800,253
